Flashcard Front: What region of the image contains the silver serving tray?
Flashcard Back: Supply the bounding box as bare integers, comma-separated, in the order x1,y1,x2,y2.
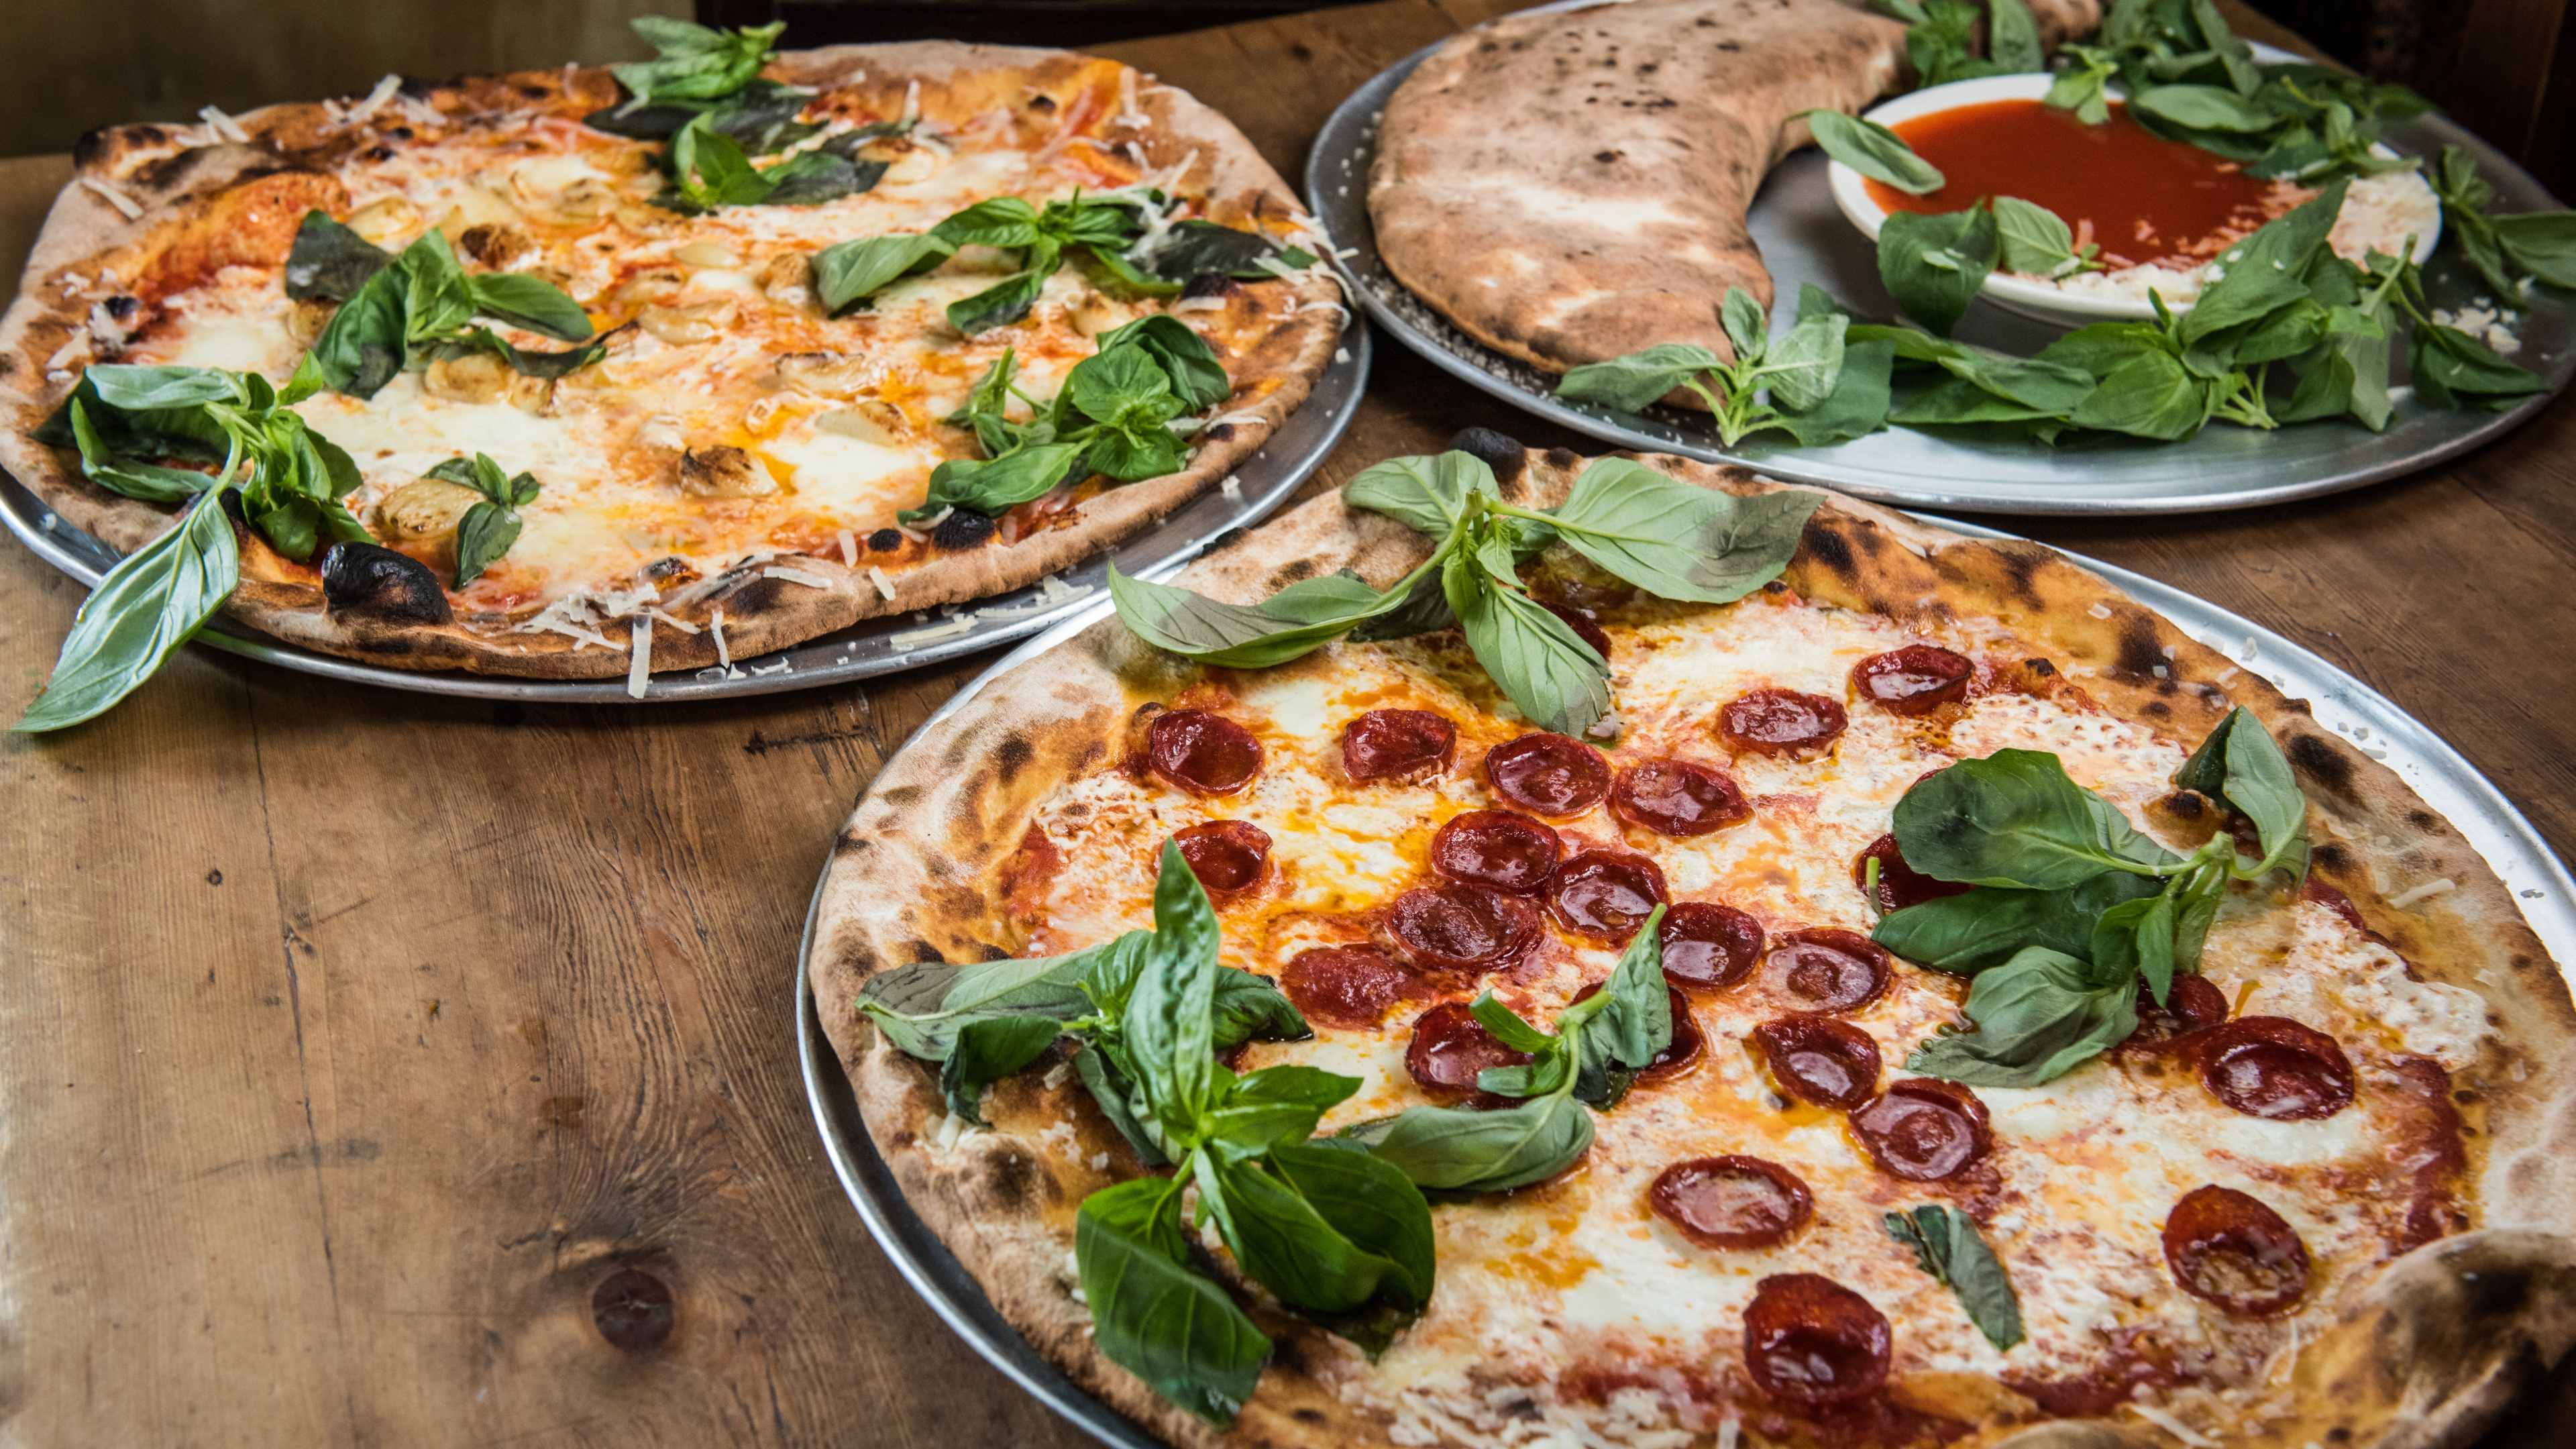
0,324,1368,703
796,523,2576,1448
1303,27,2574,515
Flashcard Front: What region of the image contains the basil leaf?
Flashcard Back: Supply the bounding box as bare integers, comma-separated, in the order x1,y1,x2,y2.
914,440,1087,521
283,211,393,302
947,270,1050,335
455,326,616,380
1878,205,1997,337
857,935,1131,1059
1075,1177,1268,1426
395,231,478,341
1108,562,1421,669
1210,969,1311,1047
452,501,521,586
1872,870,2162,975
464,272,594,341
1719,288,1769,364
2191,0,2263,95
932,197,1044,249
939,1014,1064,1126
1193,1155,1415,1316
1336,1089,1595,1195
1905,945,2139,1087
612,17,783,106
2492,210,2576,288
308,264,408,399
1121,841,1226,1138
1268,1141,1437,1304
1073,1043,1169,1167
592,80,826,150
1443,553,1610,736
2089,892,2179,1006
1064,341,1175,423
1759,308,1845,411
1991,197,2092,279
1885,1205,2025,1351
757,150,884,207
2174,181,2347,347
1545,460,1823,606
1346,570,1458,642
66,398,219,502
1985,0,2043,72
2068,350,2210,440
813,233,958,315
2131,85,2276,133
1095,315,1231,412
15,491,239,733
2046,46,2117,125
1772,337,1894,445
1587,904,1673,1071
1136,219,1318,284
1894,749,2180,888
1801,109,1945,195
2176,706,2310,879
1344,450,1495,537
2411,321,2548,407
1556,342,1723,413
80,364,242,413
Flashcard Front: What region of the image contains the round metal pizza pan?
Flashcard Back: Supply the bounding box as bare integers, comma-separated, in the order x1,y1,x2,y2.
0,323,1368,704
796,522,2576,1448
1303,26,2575,516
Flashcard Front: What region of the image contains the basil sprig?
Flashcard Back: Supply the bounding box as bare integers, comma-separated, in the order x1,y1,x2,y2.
610,17,783,109
1880,710,2312,1086
294,216,603,400
655,113,887,212
859,844,1438,1424
1800,109,1944,195
1111,450,1818,737
19,360,371,731
1558,285,1894,446
814,189,1314,331
425,453,541,586
908,316,1228,521
1872,0,2045,86
2426,145,2576,301
1886,1205,2024,1351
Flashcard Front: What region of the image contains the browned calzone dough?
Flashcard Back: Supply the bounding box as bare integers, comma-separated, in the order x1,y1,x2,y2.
0,43,1341,680
809,443,2576,1449
1370,0,2099,372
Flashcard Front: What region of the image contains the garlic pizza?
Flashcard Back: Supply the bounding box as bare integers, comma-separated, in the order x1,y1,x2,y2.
811,440,2576,1449
0,23,1340,724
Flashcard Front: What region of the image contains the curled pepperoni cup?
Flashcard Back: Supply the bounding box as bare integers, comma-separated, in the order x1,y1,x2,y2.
1765,928,1893,1014
1571,982,1705,1082
1853,834,1970,914
2123,974,2231,1056
2163,1185,2311,1316
1341,708,1457,782
1542,602,1613,659
1611,758,1752,839
2198,1016,2356,1120
1853,645,1974,716
1650,1156,1813,1249
1484,732,1613,818
1387,883,1541,973
1742,1273,1893,1407
1146,709,1263,796
1752,1016,1884,1110
1547,850,1671,943
1852,1079,1993,1181
1717,688,1849,757
1403,1000,1532,1105
1172,820,1271,896
1660,902,1765,991
1281,945,1422,1030
1430,810,1562,895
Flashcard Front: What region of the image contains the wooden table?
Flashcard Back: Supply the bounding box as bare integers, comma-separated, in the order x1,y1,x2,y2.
2,2,2569,1443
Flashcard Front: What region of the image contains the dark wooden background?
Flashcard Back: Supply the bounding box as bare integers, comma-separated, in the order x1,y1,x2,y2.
0,0,2569,1444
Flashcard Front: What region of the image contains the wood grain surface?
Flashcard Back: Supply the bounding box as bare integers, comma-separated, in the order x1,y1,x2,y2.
1,2,2569,1444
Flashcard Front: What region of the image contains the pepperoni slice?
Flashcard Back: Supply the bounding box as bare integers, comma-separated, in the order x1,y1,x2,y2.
2163,1185,2311,1316
1281,945,1424,1030
1430,810,1562,895
1853,834,1970,914
1853,645,1974,716
1546,849,1670,943
1146,709,1263,796
1485,733,1613,817
1765,928,1892,1014
1611,758,1752,838
1542,602,1613,659
1403,1000,1531,1106
1342,708,1456,782
1742,1273,1893,1407
1570,982,1705,1081
2301,878,2370,934
1852,1079,1993,1181
1717,688,1848,757
1173,820,1271,896
1660,902,1765,991
1650,1156,1813,1249
1387,884,1541,973
2198,1016,2355,1120
2120,974,2231,1056
1752,1016,1883,1110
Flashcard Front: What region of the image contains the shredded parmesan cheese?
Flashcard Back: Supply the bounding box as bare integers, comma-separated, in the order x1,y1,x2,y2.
343,74,402,127
761,565,833,589
710,608,733,670
625,616,653,698
78,178,143,220
2126,1405,2218,1449
867,566,898,602
889,616,981,649
196,104,250,144
837,529,857,567
2387,877,2458,910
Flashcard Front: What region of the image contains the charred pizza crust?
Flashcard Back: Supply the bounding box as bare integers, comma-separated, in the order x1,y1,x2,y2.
1367,0,2097,374
0,43,1342,678
810,443,2576,1448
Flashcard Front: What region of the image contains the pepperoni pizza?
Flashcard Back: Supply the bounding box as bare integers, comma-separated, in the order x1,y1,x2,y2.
811,442,2576,1449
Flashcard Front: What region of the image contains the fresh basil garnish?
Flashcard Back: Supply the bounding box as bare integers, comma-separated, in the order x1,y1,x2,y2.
1878,205,1997,337
1905,945,2142,1086
305,223,601,398
1872,0,2047,87
1892,748,2178,889
1075,1176,1270,1423
1557,286,1891,445
13,486,239,733
1990,197,2100,280
1334,1091,1595,1197
812,233,957,315
423,453,541,586
283,211,394,303
1886,1205,2025,1351
2174,705,2310,879
610,18,784,108
656,113,882,212
1799,109,1945,195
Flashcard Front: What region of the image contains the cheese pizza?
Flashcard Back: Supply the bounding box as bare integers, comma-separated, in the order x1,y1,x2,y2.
811,437,2576,1449
0,23,1342,724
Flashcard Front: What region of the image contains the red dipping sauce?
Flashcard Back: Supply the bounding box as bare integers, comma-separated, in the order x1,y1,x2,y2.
1862,99,2286,270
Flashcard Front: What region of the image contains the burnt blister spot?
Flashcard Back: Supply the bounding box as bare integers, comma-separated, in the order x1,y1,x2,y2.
321,542,452,624
2114,616,2167,677
996,735,1034,784
2286,734,2355,797
931,509,998,550
2025,657,2057,677
867,527,903,552
1181,272,1235,301
102,294,139,320
1275,557,1319,584
2310,840,2353,875
1027,93,1057,112
907,940,947,964
1802,519,1855,576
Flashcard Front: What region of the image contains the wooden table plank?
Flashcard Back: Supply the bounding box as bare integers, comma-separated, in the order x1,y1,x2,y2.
0,2,2568,1445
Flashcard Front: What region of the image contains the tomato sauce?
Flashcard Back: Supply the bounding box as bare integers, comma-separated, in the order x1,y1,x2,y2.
1862,99,2288,270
